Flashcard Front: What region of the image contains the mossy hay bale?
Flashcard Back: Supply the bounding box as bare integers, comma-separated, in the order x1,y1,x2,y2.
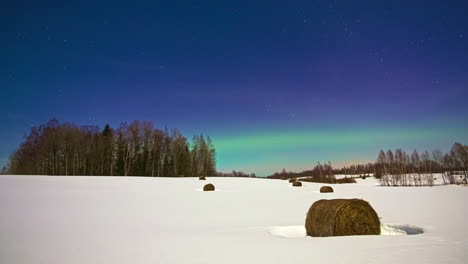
305,199,380,237
289,178,297,183
203,183,215,191
320,186,334,193
292,181,302,187
199,176,206,180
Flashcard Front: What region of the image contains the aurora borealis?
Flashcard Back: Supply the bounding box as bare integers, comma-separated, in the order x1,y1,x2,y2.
2,1,468,175
211,125,468,175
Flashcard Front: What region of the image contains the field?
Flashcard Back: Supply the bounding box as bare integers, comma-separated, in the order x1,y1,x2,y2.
1,175,467,263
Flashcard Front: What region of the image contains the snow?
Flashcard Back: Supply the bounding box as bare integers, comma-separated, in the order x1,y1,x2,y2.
268,223,423,238
0,175,467,263
268,225,306,238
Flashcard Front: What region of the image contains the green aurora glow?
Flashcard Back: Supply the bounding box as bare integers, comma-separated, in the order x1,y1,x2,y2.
211,126,468,176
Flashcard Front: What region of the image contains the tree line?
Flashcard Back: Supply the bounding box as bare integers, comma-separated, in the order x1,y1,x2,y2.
7,119,216,177
214,170,256,178
375,143,467,186
267,142,467,186
333,163,375,176
268,162,352,183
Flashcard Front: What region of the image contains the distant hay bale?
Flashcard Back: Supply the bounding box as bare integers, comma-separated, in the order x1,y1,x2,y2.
281,176,287,180
335,178,357,184
289,178,297,183
203,183,215,191
305,199,380,237
199,176,206,180
320,186,334,193
292,181,302,187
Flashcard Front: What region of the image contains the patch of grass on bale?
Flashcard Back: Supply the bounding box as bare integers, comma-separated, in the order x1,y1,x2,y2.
320,186,334,193
203,183,215,191
305,199,380,237
289,178,297,183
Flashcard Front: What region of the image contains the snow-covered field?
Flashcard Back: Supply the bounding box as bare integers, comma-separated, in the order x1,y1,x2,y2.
0,175,467,263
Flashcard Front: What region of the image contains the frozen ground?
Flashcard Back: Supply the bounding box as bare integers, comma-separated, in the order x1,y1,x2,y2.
0,175,467,263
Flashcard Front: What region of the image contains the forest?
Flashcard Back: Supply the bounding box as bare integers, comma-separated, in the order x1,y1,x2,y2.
374,143,468,186
268,143,468,186
6,119,216,177
268,162,337,183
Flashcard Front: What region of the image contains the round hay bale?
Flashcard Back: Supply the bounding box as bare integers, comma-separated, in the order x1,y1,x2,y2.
320,186,334,193
203,183,215,191
305,199,380,237
199,176,206,180
289,178,297,183
292,181,302,187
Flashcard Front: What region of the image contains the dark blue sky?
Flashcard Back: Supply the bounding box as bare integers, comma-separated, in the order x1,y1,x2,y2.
2,1,468,174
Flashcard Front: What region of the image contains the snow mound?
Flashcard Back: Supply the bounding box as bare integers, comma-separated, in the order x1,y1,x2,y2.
268,226,307,238
269,224,424,238
381,223,424,235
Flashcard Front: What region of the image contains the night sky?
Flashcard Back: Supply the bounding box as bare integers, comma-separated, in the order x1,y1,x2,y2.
2,1,468,175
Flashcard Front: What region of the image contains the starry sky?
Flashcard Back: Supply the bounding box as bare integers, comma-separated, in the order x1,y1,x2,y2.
2,1,468,175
